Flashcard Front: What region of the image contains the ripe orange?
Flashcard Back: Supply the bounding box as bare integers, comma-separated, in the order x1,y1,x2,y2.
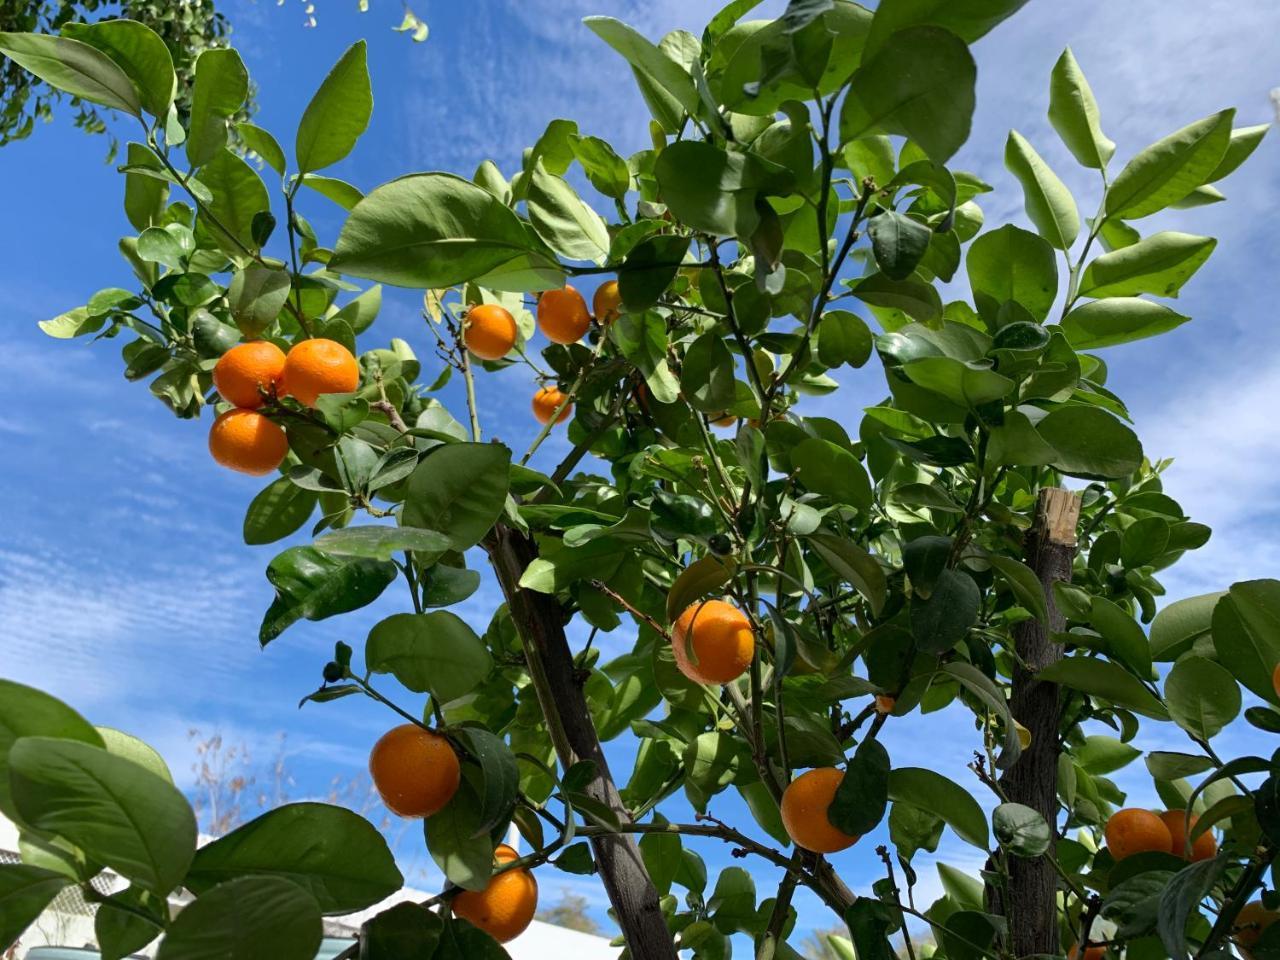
710,413,737,427
874,695,896,716
1104,808,1173,861
532,386,573,425
1235,901,1280,949
452,843,538,943
282,338,359,407
212,341,286,409
670,599,754,685
537,285,591,344
1159,810,1217,861
208,409,288,476
464,304,517,361
369,724,460,819
592,280,622,324
1272,663,1280,700
1068,944,1105,960
780,767,859,854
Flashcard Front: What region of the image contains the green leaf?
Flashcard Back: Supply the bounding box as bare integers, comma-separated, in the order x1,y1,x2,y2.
988,555,1048,623
424,780,495,892
300,174,364,211
1211,580,1280,706
365,612,492,704
830,739,890,836
1005,130,1079,250
807,533,886,616
867,211,932,280
1078,232,1216,299
62,19,174,118
1036,406,1142,480
1164,656,1240,741
0,864,72,951
839,26,976,163
331,173,551,291
966,224,1057,322
1157,858,1224,960
200,148,271,254
1090,595,1152,677
228,265,291,337
612,311,680,402
0,32,141,117
296,41,372,174
640,822,682,896
1207,123,1270,183
9,737,196,895
527,161,610,262
1036,657,1169,720
910,568,979,654
1144,752,1214,781
123,142,168,232
618,234,690,311
682,332,736,413
360,902,443,959
402,443,511,551
0,680,103,826
653,140,786,238
863,0,1030,55
817,310,873,369
1151,592,1225,663
186,48,249,167
244,478,317,546
96,727,174,784
451,727,519,836
313,525,449,561
903,535,951,597
666,555,735,623
851,272,943,323
1059,297,1189,349
1048,47,1115,169
259,547,397,645
583,17,700,120
941,661,1022,769
238,122,286,175
888,768,989,849
187,802,401,914
155,876,322,960
1106,110,1234,220
1075,735,1141,775
901,357,1014,408
571,134,630,198
792,438,873,511
993,802,1050,857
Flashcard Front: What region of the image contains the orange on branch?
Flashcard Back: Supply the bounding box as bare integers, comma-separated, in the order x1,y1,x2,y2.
670,599,754,685
212,341,285,409
874,695,896,715
208,409,288,476
1159,810,1217,861
536,285,591,344
1272,662,1280,700
282,338,359,407
464,304,517,361
369,724,460,819
1236,902,1280,950
710,412,737,427
1068,943,1105,960
452,843,538,943
532,386,572,425
593,280,622,324
780,767,859,854
1104,808,1173,861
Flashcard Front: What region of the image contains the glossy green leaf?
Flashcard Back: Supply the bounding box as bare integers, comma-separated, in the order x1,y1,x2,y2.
0,864,73,952
1036,657,1169,719
186,48,249,167
0,32,141,117
296,41,372,174
424,779,495,892
571,134,631,198
1077,232,1216,299
617,234,690,311
1005,130,1079,250
830,739,890,836
243,478,317,546
96,727,173,784
911,568,979,654
1150,591,1224,662
62,19,174,118
402,442,511,551
942,661,1022,769
528,161,610,263
200,148,271,254
817,310,873,369
300,174,364,211
238,121,286,175
867,210,931,280
988,555,1048,623
583,17,700,120
851,272,943,323
1090,596,1152,678
1207,123,1270,183
888,767,988,849
792,438,873,510
1211,580,1280,706
808,533,886,616
863,0,1029,55
312,525,450,561
966,224,1057,322
1164,656,1240,740
1106,110,1234,220
840,26,976,163
1036,406,1142,480
682,332,736,413
0,680,103,825
1047,47,1115,169
228,265,291,336
10,737,196,895
451,727,519,836
365,612,492,704
993,802,1050,857
901,356,1014,408
259,547,397,645
187,802,401,913
156,876,322,960
1059,297,1189,349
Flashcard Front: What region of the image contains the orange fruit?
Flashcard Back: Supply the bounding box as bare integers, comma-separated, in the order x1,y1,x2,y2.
1104,808,1173,861
212,341,286,409
670,599,754,685
282,338,359,407
592,280,622,324
537,286,591,344
874,695,896,716
464,304,517,361
532,386,573,425
1235,902,1280,949
1068,944,1105,960
1159,810,1217,861
780,767,859,854
369,724,460,819
208,409,288,476
710,413,737,427
1272,663,1280,700
452,843,538,943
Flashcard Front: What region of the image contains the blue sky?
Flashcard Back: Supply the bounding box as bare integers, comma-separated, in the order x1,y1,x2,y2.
1,0,1279,944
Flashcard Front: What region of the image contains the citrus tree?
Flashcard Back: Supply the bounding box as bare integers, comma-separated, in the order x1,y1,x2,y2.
1,3,1278,960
